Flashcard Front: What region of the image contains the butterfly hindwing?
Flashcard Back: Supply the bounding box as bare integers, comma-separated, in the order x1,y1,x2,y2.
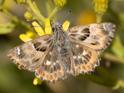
69,42,99,75
68,23,116,50
35,47,66,82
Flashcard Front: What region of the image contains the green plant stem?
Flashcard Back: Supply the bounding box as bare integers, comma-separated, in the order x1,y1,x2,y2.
48,7,59,19
2,8,18,22
103,53,124,64
3,8,32,30
46,0,53,17
96,14,103,23
78,67,117,88
27,0,45,22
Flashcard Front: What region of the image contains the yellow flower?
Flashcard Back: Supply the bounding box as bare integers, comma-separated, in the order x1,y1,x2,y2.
33,77,42,85
54,0,67,7
44,18,53,35
19,19,53,42
19,31,36,42
32,19,53,36
32,21,45,36
62,20,70,31
24,11,33,21
77,10,96,25
19,19,70,43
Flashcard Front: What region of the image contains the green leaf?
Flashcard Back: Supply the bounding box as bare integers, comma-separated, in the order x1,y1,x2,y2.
82,67,118,87
112,35,124,58
0,0,5,5
0,22,15,34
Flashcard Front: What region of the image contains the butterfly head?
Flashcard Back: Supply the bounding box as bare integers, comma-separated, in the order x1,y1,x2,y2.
51,22,63,33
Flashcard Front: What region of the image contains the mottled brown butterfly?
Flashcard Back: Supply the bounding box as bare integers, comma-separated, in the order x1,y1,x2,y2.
7,22,116,82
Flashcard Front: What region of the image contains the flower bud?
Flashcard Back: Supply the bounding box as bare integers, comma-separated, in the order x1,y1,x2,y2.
93,0,108,14
54,0,67,7
24,11,33,20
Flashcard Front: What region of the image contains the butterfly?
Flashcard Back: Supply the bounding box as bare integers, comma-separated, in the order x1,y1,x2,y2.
7,22,116,82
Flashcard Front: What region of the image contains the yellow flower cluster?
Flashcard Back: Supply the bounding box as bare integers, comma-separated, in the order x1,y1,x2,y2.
19,18,70,41
19,31,36,42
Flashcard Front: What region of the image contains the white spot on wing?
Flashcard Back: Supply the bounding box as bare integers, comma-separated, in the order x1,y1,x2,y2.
53,62,56,65
49,52,52,55
73,56,77,59
56,60,59,63
76,45,79,48
16,47,20,55
77,55,81,59
46,60,51,65
83,50,87,55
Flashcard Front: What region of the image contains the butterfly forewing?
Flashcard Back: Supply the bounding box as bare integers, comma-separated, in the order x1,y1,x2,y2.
68,23,116,51
7,35,53,71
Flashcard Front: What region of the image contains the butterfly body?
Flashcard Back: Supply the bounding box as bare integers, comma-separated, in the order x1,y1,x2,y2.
7,22,116,82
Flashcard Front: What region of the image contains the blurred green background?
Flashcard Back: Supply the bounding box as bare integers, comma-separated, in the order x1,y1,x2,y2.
0,0,124,93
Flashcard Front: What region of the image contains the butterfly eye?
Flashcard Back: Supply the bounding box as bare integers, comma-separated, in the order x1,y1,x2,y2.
60,48,67,54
